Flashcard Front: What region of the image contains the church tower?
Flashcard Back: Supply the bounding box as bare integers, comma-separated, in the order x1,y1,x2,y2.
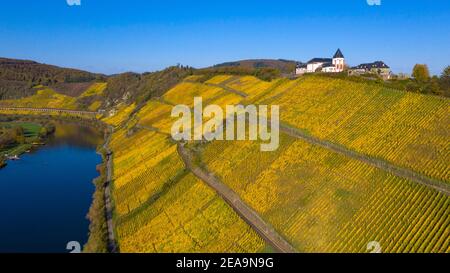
332,49,345,72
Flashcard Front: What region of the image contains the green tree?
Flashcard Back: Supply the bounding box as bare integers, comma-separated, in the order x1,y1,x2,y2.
442,66,450,78
424,76,442,95
0,126,24,149
412,64,430,82
39,127,48,137
439,66,450,96
13,126,25,144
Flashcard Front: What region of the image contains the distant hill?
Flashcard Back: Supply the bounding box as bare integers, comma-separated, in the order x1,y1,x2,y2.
100,66,194,108
0,58,100,99
0,57,296,103
0,58,193,109
0,57,195,111
213,59,297,74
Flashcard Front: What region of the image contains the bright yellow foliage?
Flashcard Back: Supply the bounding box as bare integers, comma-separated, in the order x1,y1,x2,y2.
183,75,203,82
205,75,234,85
201,133,449,252
163,82,224,106
79,82,107,98
3,73,447,253
109,122,266,252
265,76,450,182
117,173,265,253
209,74,450,183
102,103,136,127
0,87,78,109
88,101,102,111
136,100,175,134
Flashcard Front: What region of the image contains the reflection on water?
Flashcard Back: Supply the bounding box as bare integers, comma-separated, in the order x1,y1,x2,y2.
47,121,104,149
0,121,103,253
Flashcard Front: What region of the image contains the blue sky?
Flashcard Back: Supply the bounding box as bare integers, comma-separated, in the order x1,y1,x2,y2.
1,0,449,75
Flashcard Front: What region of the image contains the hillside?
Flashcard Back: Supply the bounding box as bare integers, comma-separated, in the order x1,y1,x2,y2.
0,58,194,111
1,72,449,253
101,66,194,108
95,74,449,253
213,59,296,74
0,58,100,99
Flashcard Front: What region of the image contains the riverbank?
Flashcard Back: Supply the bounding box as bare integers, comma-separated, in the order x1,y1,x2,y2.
0,115,107,158
0,121,55,168
83,125,116,253
83,152,109,252
0,112,112,252
0,121,103,252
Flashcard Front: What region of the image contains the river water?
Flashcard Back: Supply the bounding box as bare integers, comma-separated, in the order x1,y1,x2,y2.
0,122,103,253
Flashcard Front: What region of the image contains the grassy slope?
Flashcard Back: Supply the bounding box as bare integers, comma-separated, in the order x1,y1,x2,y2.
0,122,42,157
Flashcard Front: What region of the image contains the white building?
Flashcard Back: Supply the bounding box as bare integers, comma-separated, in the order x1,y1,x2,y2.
295,63,307,74
296,49,345,75
331,49,345,72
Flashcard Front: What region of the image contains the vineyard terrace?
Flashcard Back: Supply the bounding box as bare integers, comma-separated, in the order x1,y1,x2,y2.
171,97,280,151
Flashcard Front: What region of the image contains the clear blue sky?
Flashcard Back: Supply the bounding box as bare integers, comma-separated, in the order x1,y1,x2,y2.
1,0,449,75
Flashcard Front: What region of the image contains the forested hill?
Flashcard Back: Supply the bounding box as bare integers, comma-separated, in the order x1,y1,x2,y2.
213,59,297,74
0,57,196,111
0,58,100,99
0,57,282,110
0,58,194,108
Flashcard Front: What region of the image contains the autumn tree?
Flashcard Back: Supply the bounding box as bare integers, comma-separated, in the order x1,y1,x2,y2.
412,64,430,82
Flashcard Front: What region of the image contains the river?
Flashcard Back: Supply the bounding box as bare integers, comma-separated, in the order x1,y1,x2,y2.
0,121,103,253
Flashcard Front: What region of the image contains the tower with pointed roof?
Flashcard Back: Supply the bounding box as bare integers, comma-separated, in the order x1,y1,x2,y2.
332,49,345,72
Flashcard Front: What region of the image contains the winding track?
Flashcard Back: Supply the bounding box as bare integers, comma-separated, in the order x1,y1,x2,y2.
135,123,297,252
204,81,450,196
103,125,118,253
177,143,297,253
279,124,450,196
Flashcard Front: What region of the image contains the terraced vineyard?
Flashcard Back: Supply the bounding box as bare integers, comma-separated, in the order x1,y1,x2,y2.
79,82,107,111
0,87,79,109
200,135,449,252
0,82,108,113
214,75,450,183
79,82,107,98
164,81,243,108
102,103,136,127
108,122,267,252
1,73,448,253
129,75,448,253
